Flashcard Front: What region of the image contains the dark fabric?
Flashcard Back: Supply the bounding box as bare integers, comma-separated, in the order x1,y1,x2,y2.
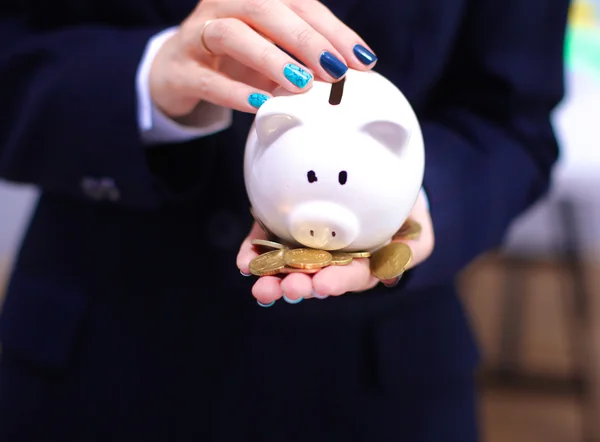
0,267,478,441
0,0,569,440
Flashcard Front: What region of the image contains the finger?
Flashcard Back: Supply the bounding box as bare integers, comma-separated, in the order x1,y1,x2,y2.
397,205,435,270
413,219,435,267
236,222,270,274
184,64,274,113
380,275,402,288
280,272,313,303
312,259,377,296
393,235,432,272
288,0,378,69
201,18,315,93
252,276,284,304
221,0,349,81
218,57,279,93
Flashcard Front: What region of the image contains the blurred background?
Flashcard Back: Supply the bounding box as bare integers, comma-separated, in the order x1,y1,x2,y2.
0,1,599,441
463,0,600,440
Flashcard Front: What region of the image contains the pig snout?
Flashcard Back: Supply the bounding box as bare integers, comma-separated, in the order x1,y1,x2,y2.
287,202,359,250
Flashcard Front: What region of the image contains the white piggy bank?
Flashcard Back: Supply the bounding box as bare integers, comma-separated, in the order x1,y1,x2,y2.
244,69,425,253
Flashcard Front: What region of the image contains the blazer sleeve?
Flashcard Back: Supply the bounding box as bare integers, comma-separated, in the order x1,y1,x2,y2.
0,7,217,210
400,0,570,292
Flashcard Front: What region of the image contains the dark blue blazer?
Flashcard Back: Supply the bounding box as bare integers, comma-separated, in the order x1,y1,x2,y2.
0,0,569,441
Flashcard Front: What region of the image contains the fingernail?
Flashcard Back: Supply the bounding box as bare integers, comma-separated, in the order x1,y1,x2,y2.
240,270,252,277
257,300,275,308
248,93,270,109
282,294,303,304
283,63,313,89
320,52,348,79
311,290,329,300
383,274,403,288
353,44,377,65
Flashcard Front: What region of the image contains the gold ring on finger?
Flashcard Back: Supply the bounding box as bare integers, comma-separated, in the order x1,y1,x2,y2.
199,19,216,56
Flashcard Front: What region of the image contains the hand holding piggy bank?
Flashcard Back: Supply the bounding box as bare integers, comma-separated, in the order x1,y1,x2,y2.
244,68,425,253
238,68,433,304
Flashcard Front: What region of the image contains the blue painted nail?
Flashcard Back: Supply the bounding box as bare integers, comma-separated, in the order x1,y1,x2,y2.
282,294,303,304
257,300,275,308
319,52,348,79
283,63,312,89
311,290,329,299
353,44,377,65
248,93,270,109
240,270,252,277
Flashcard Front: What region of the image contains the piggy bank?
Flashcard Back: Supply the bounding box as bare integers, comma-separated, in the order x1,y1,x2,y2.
244,69,424,253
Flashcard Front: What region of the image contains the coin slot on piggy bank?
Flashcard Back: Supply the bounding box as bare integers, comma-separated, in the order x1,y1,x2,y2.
244,69,425,280
328,77,345,105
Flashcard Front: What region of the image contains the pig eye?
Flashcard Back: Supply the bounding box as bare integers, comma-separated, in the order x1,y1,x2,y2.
307,170,318,183
338,171,348,185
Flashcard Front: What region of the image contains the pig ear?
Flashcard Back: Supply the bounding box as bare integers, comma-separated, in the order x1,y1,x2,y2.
255,112,302,147
360,120,411,154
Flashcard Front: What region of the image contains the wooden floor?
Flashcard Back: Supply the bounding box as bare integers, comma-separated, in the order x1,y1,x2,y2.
460,253,600,442
1,254,597,442
480,388,583,442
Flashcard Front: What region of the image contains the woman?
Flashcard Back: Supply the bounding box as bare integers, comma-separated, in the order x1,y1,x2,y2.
0,0,569,440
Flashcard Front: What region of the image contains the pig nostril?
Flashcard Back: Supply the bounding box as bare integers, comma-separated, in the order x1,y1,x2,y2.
310,230,314,237
332,231,336,237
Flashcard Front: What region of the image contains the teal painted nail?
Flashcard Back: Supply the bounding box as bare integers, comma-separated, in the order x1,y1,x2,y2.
311,290,328,299
257,300,275,308
282,294,303,304
248,93,270,109
283,64,312,89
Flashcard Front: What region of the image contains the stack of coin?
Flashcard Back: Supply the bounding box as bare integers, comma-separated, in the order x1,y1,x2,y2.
248,217,422,281
249,240,372,277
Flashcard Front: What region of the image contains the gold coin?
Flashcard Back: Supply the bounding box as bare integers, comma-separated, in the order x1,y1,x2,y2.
284,248,332,269
347,251,371,259
393,219,422,240
279,267,320,274
251,239,284,250
369,242,412,280
330,252,354,266
249,249,286,276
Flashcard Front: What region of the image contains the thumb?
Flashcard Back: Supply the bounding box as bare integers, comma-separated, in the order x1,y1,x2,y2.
236,220,271,275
